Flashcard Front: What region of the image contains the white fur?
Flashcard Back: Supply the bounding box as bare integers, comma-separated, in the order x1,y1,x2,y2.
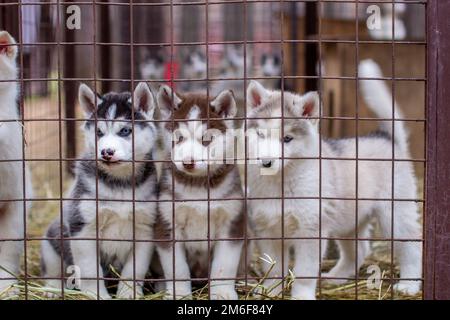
245,77,422,300
157,178,243,300
69,178,156,299
359,59,408,152
0,31,33,294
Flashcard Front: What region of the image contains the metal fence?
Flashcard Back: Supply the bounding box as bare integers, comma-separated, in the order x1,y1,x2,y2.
0,0,448,300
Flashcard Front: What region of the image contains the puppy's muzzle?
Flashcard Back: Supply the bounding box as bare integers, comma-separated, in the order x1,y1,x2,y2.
261,159,273,168
182,158,195,171
101,148,116,162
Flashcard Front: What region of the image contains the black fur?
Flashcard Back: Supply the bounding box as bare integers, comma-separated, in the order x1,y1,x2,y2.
67,203,86,235
84,91,150,130
326,130,392,154
367,130,392,141
45,220,75,267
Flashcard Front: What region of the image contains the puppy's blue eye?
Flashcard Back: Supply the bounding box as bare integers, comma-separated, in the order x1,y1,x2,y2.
283,135,293,143
96,129,104,137
119,127,132,137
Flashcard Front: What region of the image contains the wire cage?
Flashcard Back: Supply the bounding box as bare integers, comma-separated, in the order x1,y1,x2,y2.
0,0,448,300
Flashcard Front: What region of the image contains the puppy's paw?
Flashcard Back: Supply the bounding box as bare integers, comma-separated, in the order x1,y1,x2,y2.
83,288,112,300
164,291,192,300
321,272,350,285
291,285,316,300
98,292,113,300
394,281,421,296
291,292,316,300
42,291,61,299
164,283,192,300
0,280,19,298
116,282,144,299
40,280,65,299
252,280,283,299
0,31,17,59
210,286,238,300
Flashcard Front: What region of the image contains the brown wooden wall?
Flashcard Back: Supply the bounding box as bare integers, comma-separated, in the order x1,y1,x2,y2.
283,17,425,164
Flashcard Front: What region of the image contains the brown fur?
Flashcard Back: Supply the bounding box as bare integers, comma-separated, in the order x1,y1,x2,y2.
173,164,235,189
228,205,245,239
0,203,8,217
159,163,236,191
164,93,228,133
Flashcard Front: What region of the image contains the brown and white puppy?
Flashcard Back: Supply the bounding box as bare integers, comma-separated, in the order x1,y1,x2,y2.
154,85,244,300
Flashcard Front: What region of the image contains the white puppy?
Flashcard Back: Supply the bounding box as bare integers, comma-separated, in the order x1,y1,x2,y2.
0,30,33,294
245,60,422,299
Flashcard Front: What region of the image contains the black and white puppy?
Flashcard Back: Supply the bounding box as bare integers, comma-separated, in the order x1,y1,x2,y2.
41,82,158,299
180,50,207,92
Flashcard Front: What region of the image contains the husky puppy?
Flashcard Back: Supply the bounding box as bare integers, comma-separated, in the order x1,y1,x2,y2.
211,45,252,99
180,51,207,92
258,53,281,90
0,31,33,294
245,60,422,299
140,51,165,93
154,85,244,300
41,82,158,299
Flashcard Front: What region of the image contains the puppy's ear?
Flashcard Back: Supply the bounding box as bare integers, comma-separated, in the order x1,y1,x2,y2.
261,53,267,64
211,90,237,119
156,84,181,119
298,91,320,125
247,80,268,109
273,54,281,66
79,83,101,116
0,31,17,59
133,82,155,118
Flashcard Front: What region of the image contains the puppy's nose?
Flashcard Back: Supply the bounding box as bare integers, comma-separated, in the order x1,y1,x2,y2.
262,160,273,168
101,148,115,161
182,158,195,170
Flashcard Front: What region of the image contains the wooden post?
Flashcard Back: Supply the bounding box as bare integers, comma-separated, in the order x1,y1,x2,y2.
425,0,450,300
304,2,318,92
0,1,19,39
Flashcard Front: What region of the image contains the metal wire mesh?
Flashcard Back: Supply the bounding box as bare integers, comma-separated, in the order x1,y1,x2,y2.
0,0,428,300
